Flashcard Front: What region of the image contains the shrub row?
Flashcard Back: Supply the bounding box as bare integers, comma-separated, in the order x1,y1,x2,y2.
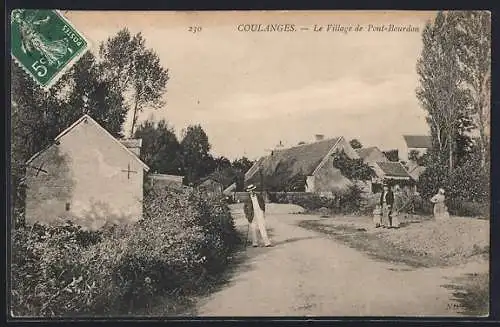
268,185,364,215
11,186,241,317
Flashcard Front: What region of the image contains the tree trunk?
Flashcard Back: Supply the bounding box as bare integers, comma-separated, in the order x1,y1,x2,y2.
130,95,139,138
478,70,490,168
448,132,453,174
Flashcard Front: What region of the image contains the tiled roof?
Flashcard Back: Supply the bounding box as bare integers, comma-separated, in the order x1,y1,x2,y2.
376,162,412,178
403,135,432,149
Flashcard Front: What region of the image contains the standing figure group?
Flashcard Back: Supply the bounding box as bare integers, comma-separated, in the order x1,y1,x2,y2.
373,184,451,228
374,183,401,228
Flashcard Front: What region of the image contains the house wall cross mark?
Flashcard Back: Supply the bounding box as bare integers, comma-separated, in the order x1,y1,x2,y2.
28,162,48,176
121,163,137,179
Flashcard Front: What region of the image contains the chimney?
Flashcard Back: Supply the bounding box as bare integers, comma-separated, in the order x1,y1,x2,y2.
120,139,142,157
315,134,324,142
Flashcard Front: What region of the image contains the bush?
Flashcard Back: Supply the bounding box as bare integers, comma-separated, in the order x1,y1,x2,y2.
269,185,364,215
11,222,104,316
417,157,489,205
447,198,489,218
11,186,241,317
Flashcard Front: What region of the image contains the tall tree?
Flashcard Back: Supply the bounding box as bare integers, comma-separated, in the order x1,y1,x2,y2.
180,125,212,184
454,11,491,168
99,29,169,137
54,52,127,138
134,119,182,174
416,12,471,173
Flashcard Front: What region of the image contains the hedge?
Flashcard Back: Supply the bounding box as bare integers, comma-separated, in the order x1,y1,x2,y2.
268,185,364,215
11,186,241,317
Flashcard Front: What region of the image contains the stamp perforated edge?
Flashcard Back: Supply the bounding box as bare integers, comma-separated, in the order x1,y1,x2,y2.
10,9,92,91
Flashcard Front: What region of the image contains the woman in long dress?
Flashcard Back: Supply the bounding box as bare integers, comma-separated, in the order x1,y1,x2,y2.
430,188,450,220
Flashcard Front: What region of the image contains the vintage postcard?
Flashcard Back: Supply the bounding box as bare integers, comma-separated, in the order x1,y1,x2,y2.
10,10,490,318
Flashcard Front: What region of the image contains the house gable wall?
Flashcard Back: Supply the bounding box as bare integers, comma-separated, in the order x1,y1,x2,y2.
309,138,357,193
25,120,144,230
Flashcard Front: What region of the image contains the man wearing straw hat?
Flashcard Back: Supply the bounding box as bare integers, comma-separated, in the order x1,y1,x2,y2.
243,184,272,247
380,182,395,228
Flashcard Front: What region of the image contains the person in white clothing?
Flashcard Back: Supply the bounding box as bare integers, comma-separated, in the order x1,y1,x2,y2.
243,184,272,247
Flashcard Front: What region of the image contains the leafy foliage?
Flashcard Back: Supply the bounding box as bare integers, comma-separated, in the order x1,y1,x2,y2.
349,139,363,149
331,150,375,181
134,119,182,174
414,11,490,216
270,185,364,215
180,125,213,184
99,29,169,136
453,11,491,168
232,157,255,173
382,149,399,162
417,151,489,216
416,11,490,171
11,188,240,316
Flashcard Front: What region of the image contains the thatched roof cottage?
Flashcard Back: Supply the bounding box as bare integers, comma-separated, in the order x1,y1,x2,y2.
244,136,359,195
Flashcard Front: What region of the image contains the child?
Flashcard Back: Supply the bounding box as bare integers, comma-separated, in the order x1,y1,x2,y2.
373,204,382,228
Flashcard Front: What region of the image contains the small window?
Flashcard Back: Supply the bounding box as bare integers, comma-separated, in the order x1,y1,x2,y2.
65,202,70,211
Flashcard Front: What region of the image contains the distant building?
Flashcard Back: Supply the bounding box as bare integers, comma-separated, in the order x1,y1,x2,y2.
356,146,413,193
196,177,224,197
371,161,415,193
403,135,432,161
25,114,150,230
148,173,184,189
356,146,388,164
245,136,359,196
406,162,426,182
196,168,238,198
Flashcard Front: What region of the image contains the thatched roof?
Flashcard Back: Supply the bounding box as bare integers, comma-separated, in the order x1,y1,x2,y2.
356,147,377,160
403,135,432,149
245,137,343,189
355,146,388,163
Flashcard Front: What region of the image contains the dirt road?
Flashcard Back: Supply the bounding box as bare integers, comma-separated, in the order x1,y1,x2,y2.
195,204,488,317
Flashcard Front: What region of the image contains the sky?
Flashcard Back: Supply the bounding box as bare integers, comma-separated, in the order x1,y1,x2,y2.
66,11,436,160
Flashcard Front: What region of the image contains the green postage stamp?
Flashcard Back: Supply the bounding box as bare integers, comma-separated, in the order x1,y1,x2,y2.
11,9,90,89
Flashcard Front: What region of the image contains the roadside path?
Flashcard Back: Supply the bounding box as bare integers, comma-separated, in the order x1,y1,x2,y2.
195,204,488,316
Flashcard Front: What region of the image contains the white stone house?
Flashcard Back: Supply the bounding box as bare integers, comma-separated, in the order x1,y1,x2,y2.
402,135,432,161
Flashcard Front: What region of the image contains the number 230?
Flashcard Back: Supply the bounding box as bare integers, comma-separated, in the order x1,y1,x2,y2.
188,26,202,34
